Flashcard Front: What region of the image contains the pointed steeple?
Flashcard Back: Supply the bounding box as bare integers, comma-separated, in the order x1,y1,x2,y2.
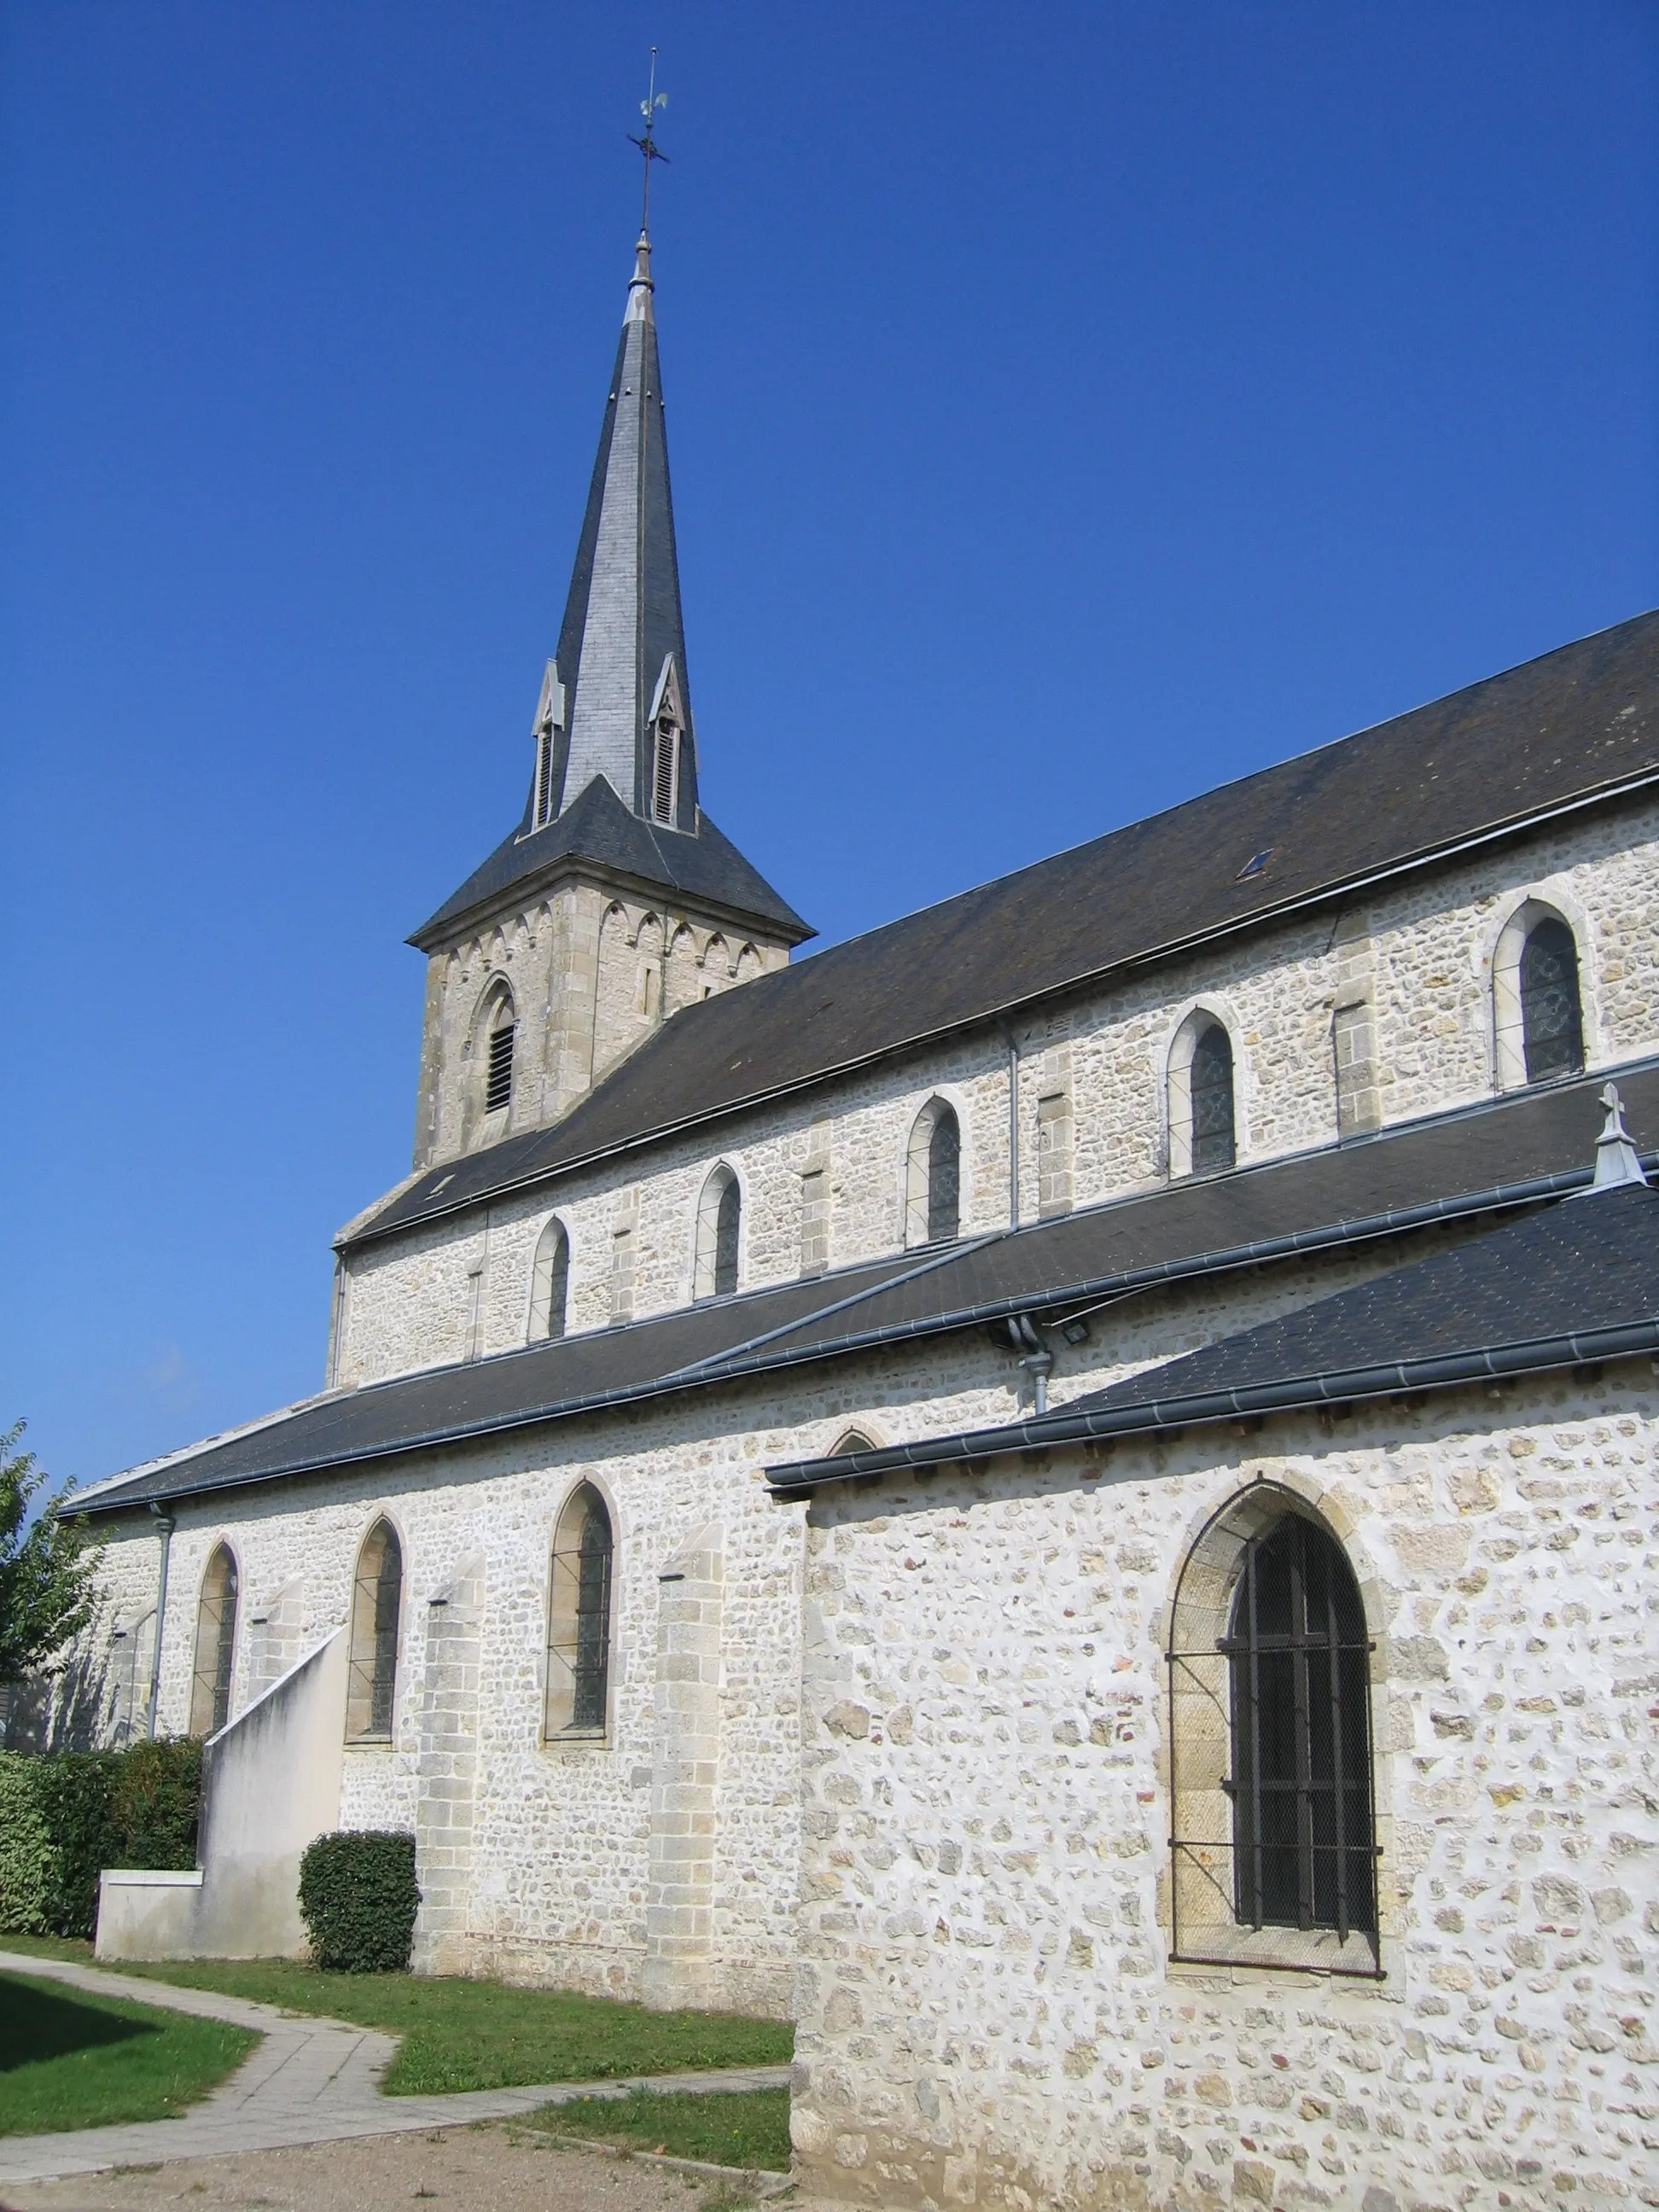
533,230,699,834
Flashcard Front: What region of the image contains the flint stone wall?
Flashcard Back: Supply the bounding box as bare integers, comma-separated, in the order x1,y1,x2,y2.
791,1362,1659,2212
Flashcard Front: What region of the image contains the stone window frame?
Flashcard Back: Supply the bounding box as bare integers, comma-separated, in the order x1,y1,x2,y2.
464,977,518,1146
1161,1475,1392,1979
901,1091,967,1249
541,1476,621,1751
691,1160,745,1301
188,1540,240,1740
526,1214,573,1344
1161,999,1247,1180
345,1513,405,1748
1484,885,1598,1093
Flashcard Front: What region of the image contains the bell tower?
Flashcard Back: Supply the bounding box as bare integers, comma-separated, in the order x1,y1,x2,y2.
405,215,809,1172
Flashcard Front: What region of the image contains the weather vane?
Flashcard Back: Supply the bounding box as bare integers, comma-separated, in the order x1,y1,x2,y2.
627,48,668,235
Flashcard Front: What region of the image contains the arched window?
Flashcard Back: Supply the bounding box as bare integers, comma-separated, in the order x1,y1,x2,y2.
530,1219,570,1342
1493,899,1588,1090
831,1430,875,1457
189,1545,238,1738
545,1485,613,1738
484,995,516,1117
1168,1494,1377,1970
905,1101,961,1248
346,1521,402,1743
694,1166,741,1300
1519,916,1585,1084
1225,1515,1374,1939
1167,1013,1237,1177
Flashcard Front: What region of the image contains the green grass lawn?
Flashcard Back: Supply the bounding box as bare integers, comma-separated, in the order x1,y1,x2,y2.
0,1970,258,2137
527,2087,791,2172
0,1945,793,2097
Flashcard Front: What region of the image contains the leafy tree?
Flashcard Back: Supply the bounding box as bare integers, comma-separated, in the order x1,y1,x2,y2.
0,1422,103,1683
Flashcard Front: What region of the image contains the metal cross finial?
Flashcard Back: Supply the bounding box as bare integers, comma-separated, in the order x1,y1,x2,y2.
627,48,669,236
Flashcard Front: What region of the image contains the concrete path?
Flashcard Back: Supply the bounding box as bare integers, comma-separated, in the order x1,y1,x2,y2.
0,1951,791,2186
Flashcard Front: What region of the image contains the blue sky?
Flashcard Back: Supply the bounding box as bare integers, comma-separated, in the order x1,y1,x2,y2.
3,2,1656,1494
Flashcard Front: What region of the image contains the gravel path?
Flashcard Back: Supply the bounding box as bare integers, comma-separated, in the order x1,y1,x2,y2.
0,1953,789,2188
0,2121,790,2212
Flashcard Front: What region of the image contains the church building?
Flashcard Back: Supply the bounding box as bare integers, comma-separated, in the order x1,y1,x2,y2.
65,218,1659,2212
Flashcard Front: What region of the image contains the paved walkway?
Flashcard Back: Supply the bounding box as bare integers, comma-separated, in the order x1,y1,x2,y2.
0,1952,790,2186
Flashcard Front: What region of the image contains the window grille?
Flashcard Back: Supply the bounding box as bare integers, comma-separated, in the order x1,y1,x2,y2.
1520,917,1584,1084
1224,1516,1375,1940
485,1018,515,1115
545,1486,613,1737
346,1521,402,1742
1168,1502,1378,1974
653,717,678,823
189,1545,238,1738
1189,1023,1236,1173
531,1220,569,1342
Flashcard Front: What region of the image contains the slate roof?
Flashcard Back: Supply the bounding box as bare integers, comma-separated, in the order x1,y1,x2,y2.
410,775,811,948
765,1161,1659,1494
364,607,1659,1250
76,1059,1659,1517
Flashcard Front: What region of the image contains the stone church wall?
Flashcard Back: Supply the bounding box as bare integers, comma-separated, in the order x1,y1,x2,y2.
79,1214,1524,2000
335,796,1659,1396
789,1362,1659,2212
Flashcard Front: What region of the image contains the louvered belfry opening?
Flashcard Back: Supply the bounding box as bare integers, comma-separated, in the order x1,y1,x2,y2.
1224,1514,1376,1941
653,715,678,824
1520,916,1585,1084
1190,1022,1237,1173
535,726,556,829
485,1014,515,1115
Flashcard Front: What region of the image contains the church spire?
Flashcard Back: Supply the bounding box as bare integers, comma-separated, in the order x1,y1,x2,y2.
531,163,698,835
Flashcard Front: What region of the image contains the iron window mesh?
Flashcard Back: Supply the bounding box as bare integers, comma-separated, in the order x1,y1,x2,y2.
545,1488,613,1738
1168,1504,1380,1976
1520,917,1585,1084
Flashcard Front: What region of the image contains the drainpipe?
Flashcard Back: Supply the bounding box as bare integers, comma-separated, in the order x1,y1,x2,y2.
1012,1313,1052,1416
997,1024,1020,1228
145,1503,175,1739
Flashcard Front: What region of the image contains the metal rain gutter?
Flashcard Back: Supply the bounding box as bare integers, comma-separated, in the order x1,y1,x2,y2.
78,1133,1655,1519
347,765,1659,1249
765,1317,1659,1495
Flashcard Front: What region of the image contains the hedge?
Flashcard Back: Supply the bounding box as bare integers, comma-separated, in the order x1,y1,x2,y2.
0,1738,201,1940
299,1831,420,1972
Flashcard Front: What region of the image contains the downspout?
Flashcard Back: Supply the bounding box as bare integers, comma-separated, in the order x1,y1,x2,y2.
1012,1313,1052,1416
997,1023,1020,1228
144,1503,175,1739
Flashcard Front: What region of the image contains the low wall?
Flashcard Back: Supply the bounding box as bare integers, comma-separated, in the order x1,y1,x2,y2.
96,1628,346,1962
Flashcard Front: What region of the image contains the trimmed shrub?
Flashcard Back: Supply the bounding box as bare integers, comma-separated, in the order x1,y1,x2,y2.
109,1737,201,1870
0,1738,203,1939
299,1831,419,1972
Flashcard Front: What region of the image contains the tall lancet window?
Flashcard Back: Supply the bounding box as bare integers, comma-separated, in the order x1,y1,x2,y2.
545,1484,613,1738
652,712,679,824
530,1218,570,1342
694,1166,741,1300
905,1100,961,1247
189,1545,238,1738
346,1521,402,1743
1520,916,1585,1084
